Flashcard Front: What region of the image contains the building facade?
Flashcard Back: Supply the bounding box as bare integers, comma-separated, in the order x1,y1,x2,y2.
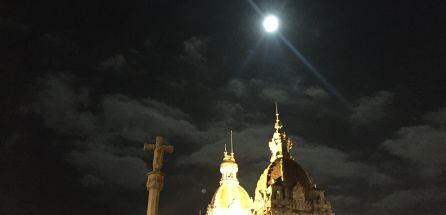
207,108,334,215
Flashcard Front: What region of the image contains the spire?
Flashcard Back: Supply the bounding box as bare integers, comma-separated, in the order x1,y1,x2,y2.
223,130,235,162
274,102,282,132
268,102,292,162
230,130,234,158
219,130,238,184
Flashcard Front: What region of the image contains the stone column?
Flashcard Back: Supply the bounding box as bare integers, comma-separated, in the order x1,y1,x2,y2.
146,171,164,215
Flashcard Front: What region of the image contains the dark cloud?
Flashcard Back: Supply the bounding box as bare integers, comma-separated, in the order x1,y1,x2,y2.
26,73,209,192
181,37,207,67
296,141,394,186
224,77,330,107
382,108,446,177
366,187,446,215
101,94,205,143
359,107,446,215
98,54,127,71
248,78,300,103
30,73,96,136
225,79,247,98
423,106,446,124
350,91,394,125
304,86,329,100
261,86,290,102
179,125,271,165
40,33,80,53
68,150,147,190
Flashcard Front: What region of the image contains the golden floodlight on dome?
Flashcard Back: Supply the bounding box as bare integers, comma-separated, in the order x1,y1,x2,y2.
206,131,253,215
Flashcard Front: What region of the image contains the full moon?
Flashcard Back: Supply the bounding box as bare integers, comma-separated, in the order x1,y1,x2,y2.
263,15,279,33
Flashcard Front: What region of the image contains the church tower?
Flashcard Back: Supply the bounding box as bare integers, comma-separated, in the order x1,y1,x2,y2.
206,131,253,215
253,104,334,215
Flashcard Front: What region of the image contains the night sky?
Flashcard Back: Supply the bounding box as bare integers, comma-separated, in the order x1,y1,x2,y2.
1,0,446,214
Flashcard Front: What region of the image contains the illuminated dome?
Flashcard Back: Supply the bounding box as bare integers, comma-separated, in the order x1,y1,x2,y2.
206,133,253,215
253,104,334,215
262,109,314,192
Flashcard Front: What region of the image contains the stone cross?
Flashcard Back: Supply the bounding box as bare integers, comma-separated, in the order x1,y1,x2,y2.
144,136,174,172
143,136,174,215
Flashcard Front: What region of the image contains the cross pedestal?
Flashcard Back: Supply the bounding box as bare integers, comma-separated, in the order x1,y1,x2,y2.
146,171,164,215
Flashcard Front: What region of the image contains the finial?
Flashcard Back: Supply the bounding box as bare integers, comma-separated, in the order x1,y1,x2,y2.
223,130,235,161
274,102,282,131
230,130,234,157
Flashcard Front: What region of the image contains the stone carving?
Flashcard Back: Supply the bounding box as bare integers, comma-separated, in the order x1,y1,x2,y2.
144,136,174,215
144,136,174,172
147,172,164,190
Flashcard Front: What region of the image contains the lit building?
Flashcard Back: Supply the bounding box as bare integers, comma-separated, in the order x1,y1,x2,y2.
206,132,253,215
252,107,335,215
207,107,335,215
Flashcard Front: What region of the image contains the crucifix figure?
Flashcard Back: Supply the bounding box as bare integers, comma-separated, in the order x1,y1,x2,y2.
143,136,174,215
144,136,174,172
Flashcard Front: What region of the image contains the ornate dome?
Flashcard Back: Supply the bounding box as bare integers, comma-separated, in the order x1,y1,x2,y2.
207,180,252,213
267,158,314,192
206,132,253,215
253,105,335,215
263,103,314,191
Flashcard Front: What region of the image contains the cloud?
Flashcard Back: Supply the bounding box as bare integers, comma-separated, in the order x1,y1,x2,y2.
224,78,324,105
366,187,446,215
178,125,271,166
181,37,207,66
423,106,446,124
98,54,127,71
296,141,394,186
210,100,245,124
101,94,206,143
381,124,446,177
304,86,329,100
40,33,80,53
355,106,446,214
31,73,96,136
225,79,247,98
350,91,394,125
329,194,364,215
29,73,209,190
248,78,296,103
261,87,290,103
68,150,147,190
